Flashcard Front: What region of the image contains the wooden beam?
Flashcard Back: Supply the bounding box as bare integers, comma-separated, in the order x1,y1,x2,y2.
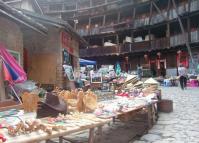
171,0,195,67
34,0,44,15
149,1,153,25
152,0,167,21
167,0,171,20
187,17,191,43
0,9,46,36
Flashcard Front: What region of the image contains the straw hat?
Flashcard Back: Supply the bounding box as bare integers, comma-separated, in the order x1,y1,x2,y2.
134,81,143,86
144,78,159,85
125,74,138,83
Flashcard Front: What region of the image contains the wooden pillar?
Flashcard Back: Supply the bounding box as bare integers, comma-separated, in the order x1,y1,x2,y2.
0,59,6,101
147,104,153,129
89,17,91,27
133,7,136,29
103,15,106,26
188,0,191,13
116,34,119,44
88,128,95,143
166,23,170,48
76,1,78,10
149,1,153,25
167,0,171,48
149,1,153,50
102,37,104,46
187,0,191,42
187,17,191,43
88,17,91,34
117,12,120,23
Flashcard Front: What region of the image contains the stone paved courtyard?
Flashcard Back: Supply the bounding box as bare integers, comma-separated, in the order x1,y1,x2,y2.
134,87,199,143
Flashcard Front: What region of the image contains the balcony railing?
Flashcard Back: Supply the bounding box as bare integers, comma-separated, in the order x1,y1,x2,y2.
120,43,131,54
190,0,199,12
133,41,151,52
151,38,168,50
191,29,199,43
80,46,119,57
80,34,199,57
40,0,150,14
170,33,188,47
77,0,199,36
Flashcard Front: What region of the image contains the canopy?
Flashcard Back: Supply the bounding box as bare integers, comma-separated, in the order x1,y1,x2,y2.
80,58,96,65
0,44,27,84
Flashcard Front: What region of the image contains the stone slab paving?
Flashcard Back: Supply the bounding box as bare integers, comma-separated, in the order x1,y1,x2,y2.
134,87,199,143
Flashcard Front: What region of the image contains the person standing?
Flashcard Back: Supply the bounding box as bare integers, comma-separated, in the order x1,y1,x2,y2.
137,64,143,80
178,64,188,90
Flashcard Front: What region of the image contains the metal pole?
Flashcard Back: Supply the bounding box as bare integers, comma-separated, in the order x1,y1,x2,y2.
10,85,22,104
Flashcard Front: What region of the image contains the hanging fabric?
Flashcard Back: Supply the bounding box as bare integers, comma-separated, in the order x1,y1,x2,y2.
0,44,27,84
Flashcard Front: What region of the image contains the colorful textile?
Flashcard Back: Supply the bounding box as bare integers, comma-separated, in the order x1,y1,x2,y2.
0,44,27,84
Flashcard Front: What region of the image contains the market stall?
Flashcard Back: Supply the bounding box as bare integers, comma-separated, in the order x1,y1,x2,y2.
0,74,162,143
1,113,111,143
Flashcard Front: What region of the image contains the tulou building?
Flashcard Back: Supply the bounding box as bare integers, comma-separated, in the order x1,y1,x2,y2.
33,0,199,77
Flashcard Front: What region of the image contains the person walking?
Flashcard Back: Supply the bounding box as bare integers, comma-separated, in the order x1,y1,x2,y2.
178,64,188,90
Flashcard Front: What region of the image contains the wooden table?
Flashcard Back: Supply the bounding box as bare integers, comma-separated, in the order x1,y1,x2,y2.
1,117,111,143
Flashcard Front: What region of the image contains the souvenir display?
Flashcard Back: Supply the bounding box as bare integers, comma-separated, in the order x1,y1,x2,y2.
83,90,97,112
56,89,98,113
7,119,66,136
21,92,40,112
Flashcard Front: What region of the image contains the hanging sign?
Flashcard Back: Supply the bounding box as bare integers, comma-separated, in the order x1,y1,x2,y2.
63,65,75,81
61,31,74,55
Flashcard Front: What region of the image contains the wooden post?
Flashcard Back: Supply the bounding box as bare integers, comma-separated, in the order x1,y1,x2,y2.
147,104,153,129
117,11,120,23
103,15,106,26
149,1,153,50
116,34,119,44
187,17,191,43
166,0,171,48
88,128,95,143
0,59,6,101
149,1,153,25
59,136,63,143
133,7,136,27
152,1,167,20
188,0,191,13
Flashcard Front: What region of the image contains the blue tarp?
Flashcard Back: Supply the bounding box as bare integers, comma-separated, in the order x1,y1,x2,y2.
80,58,96,65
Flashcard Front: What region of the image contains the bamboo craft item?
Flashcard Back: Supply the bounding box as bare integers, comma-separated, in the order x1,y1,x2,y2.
21,92,39,112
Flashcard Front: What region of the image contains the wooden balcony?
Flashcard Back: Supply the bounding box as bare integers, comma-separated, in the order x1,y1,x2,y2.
80,38,168,57
151,38,169,50
133,41,151,52
39,0,149,14
79,32,199,57
120,43,131,54
80,46,119,57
